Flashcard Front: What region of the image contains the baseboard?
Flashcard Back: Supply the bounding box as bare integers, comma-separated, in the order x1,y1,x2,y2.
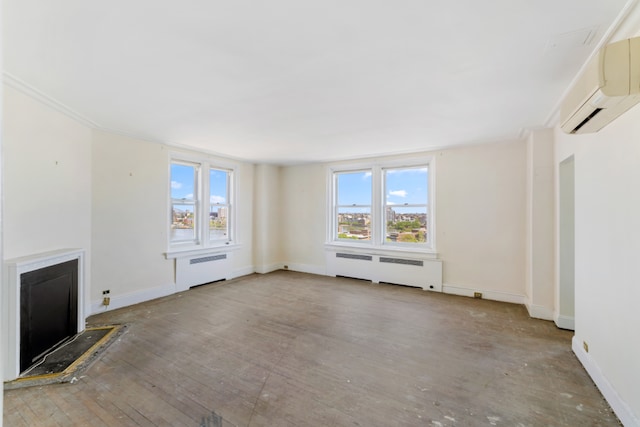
554,314,575,330
231,266,255,279
89,282,176,316
254,263,282,274
572,336,639,426
286,263,327,276
525,302,555,321
442,283,525,305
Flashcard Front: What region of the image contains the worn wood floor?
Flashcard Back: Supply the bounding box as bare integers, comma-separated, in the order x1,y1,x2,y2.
4,271,620,426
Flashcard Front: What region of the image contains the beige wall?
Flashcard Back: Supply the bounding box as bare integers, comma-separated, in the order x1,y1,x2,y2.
281,163,327,274
91,131,256,306
525,129,555,320
2,84,92,280
435,141,526,296
281,141,528,298
91,131,173,302
2,86,256,316
2,84,529,309
253,164,284,273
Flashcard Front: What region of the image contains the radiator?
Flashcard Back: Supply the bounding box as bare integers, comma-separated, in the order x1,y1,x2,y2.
326,249,442,291
175,253,231,291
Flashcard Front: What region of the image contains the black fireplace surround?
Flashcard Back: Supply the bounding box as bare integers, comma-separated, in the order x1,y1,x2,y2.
20,259,78,372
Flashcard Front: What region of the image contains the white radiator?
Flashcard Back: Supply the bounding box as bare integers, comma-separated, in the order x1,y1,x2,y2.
175,252,231,291
325,249,442,291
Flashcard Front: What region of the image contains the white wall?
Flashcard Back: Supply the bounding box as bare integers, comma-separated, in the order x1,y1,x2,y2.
555,104,640,425
2,84,92,283
281,142,528,299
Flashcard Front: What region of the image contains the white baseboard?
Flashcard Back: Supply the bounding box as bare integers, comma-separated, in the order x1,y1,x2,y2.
89,282,176,316
554,314,575,330
525,302,555,321
442,283,525,305
254,263,282,274
231,266,255,279
572,336,639,426
286,263,326,276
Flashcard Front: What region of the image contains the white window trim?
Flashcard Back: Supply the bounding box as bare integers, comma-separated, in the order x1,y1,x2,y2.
166,152,238,256
326,157,436,254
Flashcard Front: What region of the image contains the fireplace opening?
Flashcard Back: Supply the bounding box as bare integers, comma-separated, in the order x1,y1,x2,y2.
20,259,78,372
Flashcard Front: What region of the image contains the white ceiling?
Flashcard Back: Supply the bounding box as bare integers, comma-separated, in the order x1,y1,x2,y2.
2,0,635,164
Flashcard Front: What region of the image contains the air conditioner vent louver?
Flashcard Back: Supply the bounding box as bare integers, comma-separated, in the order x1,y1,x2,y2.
190,254,227,265
336,253,372,261
571,108,603,134
379,257,423,266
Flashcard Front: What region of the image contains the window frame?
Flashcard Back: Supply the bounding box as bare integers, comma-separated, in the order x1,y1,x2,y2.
327,157,435,253
168,153,236,254
382,165,430,248
170,160,200,246
334,169,373,243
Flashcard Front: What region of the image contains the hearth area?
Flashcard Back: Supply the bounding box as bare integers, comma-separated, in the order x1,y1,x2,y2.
4,249,85,381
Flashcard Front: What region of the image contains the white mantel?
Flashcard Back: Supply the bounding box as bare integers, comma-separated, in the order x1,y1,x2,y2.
3,248,86,381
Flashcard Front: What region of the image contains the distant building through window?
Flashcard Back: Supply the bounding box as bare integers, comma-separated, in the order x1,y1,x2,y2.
329,159,434,250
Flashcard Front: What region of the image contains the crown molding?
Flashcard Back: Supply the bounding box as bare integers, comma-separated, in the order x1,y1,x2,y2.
3,71,101,129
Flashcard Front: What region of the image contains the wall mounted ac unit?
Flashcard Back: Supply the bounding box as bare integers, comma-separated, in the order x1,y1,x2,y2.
560,37,640,134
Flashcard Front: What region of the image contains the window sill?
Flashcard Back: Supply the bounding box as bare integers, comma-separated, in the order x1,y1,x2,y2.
324,242,439,259
165,243,241,260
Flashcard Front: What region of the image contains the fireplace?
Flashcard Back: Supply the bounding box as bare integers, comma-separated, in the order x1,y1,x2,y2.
3,249,85,380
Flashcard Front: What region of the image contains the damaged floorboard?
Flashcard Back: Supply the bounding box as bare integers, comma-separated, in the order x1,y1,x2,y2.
4,271,620,426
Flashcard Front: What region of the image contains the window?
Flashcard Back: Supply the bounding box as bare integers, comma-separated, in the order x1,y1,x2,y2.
171,161,198,244
209,168,229,242
335,170,372,241
170,155,234,250
383,167,429,244
329,159,434,251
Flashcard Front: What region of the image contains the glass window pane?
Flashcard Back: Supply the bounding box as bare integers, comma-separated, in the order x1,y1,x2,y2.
171,203,196,241
210,168,229,241
210,169,228,205
385,167,428,206
337,207,371,240
209,205,228,241
385,206,427,243
171,163,196,201
337,171,371,206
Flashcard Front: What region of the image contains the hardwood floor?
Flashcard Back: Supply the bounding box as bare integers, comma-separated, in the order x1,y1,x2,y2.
4,271,620,426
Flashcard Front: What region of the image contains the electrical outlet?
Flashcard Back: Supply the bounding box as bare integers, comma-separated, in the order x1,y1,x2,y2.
102,290,111,306
583,341,589,353
474,292,482,299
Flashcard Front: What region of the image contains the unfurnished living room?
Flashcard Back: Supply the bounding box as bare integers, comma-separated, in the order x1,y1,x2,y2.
2,1,640,426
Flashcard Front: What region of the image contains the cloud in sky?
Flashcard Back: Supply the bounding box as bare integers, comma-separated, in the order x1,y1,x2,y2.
389,190,407,197
210,195,226,204
171,181,182,189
